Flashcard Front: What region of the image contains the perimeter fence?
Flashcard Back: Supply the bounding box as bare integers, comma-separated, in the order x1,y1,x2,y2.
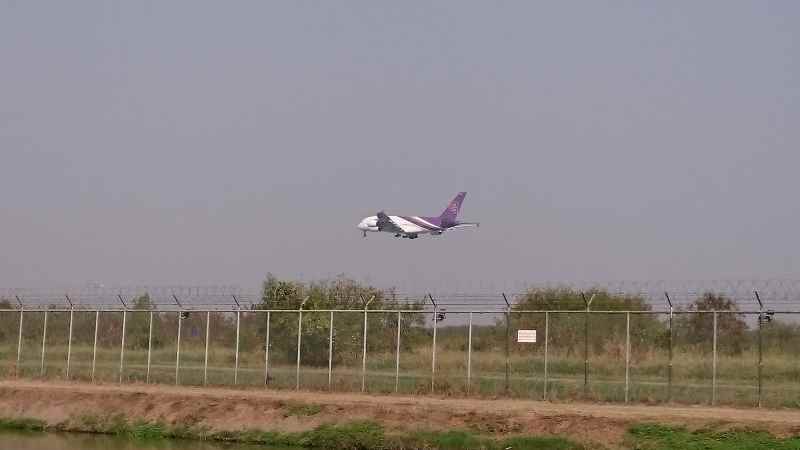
1,283,799,409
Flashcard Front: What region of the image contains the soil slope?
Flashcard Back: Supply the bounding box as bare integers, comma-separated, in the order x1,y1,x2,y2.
1,380,800,447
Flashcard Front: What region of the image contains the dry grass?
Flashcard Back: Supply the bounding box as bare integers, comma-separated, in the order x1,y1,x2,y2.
3,340,800,409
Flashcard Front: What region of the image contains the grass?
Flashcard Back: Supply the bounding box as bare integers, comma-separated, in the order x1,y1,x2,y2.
207,421,585,449
297,421,385,449
5,413,800,449
282,401,323,417
0,414,585,449
3,340,800,408
627,423,800,450
75,413,161,437
0,417,46,432
391,429,583,450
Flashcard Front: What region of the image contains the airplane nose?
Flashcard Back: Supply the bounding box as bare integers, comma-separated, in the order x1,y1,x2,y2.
357,221,367,230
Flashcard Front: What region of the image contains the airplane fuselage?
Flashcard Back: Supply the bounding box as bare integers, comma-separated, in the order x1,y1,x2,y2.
357,215,443,238
357,192,478,239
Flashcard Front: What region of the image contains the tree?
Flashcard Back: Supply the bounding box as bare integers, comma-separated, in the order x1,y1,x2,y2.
127,294,158,350
510,288,664,356
254,274,424,366
677,292,748,355
0,299,16,343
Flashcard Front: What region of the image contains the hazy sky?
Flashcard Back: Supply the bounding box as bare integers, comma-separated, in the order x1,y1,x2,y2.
1,2,798,293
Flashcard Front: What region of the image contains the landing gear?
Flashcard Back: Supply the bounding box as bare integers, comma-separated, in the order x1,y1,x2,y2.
407,234,418,239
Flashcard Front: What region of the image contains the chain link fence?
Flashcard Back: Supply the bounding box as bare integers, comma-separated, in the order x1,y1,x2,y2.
1,284,799,409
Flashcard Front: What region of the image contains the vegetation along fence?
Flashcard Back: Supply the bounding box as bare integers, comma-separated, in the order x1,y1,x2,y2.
1,280,799,409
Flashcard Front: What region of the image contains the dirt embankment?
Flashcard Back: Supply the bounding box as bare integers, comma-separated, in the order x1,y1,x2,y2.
1,380,800,447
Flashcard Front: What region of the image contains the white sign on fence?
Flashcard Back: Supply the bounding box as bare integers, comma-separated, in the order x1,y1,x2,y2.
517,329,537,343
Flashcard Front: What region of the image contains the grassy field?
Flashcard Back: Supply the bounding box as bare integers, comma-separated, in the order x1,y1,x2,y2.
1,303,798,408
2,339,800,409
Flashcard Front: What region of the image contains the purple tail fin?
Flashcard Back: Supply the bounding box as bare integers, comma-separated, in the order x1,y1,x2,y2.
439,192,466,226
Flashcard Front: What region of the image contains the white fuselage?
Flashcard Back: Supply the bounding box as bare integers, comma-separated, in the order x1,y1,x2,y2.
358,193,476,239
357,215,440,235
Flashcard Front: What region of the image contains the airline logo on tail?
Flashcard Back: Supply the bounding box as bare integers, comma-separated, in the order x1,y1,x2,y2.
440,192,466,226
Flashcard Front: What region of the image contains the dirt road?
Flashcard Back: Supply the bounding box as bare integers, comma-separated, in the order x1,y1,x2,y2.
1,380,799,446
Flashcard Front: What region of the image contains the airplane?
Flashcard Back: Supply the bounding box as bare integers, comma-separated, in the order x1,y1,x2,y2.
357,192,479,239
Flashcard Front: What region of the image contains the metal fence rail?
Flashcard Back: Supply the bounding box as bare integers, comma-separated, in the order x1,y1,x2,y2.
4,279,800,311
1,289,798,408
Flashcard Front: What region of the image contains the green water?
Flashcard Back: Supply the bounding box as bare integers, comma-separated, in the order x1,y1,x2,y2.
0,431,276,450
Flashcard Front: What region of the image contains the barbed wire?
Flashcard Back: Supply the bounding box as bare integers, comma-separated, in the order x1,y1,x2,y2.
0,285,257,310
1,279,799,311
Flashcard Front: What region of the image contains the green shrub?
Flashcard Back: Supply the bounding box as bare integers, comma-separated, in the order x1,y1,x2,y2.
301,421,384,450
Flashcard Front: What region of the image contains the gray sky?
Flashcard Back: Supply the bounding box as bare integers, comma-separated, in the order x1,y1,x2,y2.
1,2,799,294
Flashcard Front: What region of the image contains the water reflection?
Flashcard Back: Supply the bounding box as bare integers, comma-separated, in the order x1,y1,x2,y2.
0,431,273,450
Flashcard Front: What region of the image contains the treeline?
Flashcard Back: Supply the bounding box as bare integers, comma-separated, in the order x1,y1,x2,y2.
436,288,800,356
0,275,429,367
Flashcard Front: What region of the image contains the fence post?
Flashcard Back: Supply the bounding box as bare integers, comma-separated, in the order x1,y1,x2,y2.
232,295,241,385
234,309,241,385
173,294,184,385
429,294,437,393
204,311,210,386
395,311,401,393
40,309,48,377
296,297,308,391
176,311,183,385
467,311,473,395
118,295,128,383
328,311,334,390
361,295,375,393
581,293,595,398
119,309,127,383
625,311,631,403
264,311,270,386
66,306,74,380
502,293,511,396
544,311,549,400
16,300,24,378
754,291,764,408
146,311,153,384
296,309,302,390
712,311,717,405
91,310,99,382
664,292,673,403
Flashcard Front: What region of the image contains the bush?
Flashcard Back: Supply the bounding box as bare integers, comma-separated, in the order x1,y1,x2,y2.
510,288,664,356
676,293,748,355
255,274,426,367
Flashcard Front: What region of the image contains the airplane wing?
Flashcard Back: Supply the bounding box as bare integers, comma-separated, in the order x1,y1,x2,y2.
448,222,480,230
376,211,406,233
